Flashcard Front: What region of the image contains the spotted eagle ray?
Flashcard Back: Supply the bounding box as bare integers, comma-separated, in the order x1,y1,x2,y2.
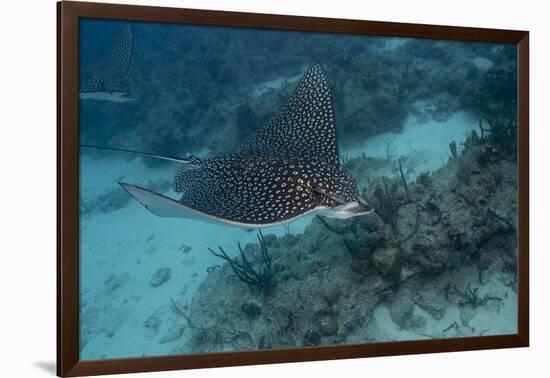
79,23,134,102
119,64,373,227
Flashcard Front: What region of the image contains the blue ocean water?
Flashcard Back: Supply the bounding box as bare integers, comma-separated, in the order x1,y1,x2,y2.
78,19,518,360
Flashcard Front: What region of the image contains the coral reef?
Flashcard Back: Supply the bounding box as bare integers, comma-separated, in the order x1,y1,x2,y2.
180,141,517,353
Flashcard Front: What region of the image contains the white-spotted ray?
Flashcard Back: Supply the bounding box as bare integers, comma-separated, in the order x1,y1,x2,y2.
79,23,134,102
120,64,373,227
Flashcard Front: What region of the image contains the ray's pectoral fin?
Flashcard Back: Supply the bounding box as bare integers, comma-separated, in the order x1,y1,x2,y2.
119,182,209,220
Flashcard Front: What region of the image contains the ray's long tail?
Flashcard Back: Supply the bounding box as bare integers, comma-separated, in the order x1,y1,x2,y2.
79,144,195,164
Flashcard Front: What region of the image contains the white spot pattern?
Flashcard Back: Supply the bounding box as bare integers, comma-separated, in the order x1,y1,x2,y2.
172,65,360,225
79,23,134,93
174,158,356,224
229,64,340,167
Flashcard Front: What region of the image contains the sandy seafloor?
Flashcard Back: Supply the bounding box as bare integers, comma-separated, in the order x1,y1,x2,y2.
78,109,517,360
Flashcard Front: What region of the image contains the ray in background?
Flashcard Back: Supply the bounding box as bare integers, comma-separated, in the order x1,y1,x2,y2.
79,23,134,102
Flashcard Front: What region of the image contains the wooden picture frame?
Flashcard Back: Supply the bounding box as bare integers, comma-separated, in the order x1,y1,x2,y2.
57,1,529,376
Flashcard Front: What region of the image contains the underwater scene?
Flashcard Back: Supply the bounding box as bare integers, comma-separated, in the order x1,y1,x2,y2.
78,18,518,360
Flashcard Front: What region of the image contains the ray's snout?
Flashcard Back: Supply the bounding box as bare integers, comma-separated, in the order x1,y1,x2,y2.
357,195,373,212
345,195,374,215
321,195,374,220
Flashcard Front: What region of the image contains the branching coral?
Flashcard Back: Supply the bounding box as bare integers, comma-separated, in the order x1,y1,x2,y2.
208,231,273,295
371,179,401,233
447,284,502,308
340,154,352,171
478,115,517,157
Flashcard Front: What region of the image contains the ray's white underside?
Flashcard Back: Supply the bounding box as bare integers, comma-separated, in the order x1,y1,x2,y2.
120,182,370,229
79,92,135,102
